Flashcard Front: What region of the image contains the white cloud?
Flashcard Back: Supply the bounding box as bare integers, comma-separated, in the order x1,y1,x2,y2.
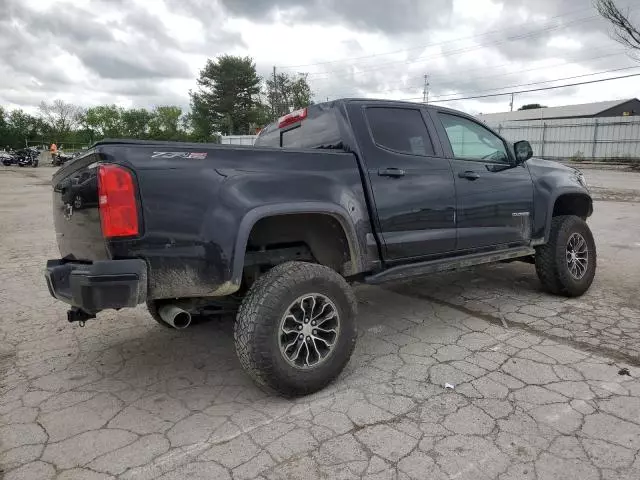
0,0,638,117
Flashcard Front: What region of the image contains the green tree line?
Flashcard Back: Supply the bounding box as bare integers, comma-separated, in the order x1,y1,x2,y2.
1,55,313,149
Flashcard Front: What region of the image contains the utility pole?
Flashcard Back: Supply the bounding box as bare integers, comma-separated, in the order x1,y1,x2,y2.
272,66,277,118
509,92,515,112
423,74,430,103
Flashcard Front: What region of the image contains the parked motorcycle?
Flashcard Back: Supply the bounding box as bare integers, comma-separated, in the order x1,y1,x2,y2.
1,150,18,166
52,151,77,167
16,147,40,168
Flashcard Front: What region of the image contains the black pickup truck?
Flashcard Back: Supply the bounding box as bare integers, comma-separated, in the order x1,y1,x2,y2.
46,99,595,395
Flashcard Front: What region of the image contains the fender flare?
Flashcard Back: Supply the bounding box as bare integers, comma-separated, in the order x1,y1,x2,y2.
231,202,363,284
543,188,593,242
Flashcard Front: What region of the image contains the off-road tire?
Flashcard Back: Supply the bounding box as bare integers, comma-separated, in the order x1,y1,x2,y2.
234,261,357,397
535,215,596,297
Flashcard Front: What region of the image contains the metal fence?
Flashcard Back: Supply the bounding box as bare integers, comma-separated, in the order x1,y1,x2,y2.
483,116,640,161
220,135,257,146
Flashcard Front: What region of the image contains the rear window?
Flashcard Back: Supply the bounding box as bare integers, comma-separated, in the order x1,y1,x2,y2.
255,107,342,149
365,107,435,156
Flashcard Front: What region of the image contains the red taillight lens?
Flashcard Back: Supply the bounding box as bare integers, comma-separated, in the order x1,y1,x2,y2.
98,164,139,238
278,107,307,128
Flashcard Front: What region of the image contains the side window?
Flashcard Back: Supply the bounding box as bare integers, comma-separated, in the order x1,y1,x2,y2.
440,113,509,163
366,107,435,156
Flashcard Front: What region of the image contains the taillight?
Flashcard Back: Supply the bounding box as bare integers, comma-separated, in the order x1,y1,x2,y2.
97,164,139,238
278,107,307,128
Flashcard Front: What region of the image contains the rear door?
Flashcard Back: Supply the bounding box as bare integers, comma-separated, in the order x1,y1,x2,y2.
431,110,534,251
348,103,457,261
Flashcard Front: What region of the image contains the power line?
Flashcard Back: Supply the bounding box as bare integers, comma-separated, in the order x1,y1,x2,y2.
325,49,628,98
278,5,596,70
293,3,637,84
424,50,627,90
303,14,602,79
398,72,640,103
425,65,640,100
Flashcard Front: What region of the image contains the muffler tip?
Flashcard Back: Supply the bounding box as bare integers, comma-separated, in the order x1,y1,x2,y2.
158,305,192,329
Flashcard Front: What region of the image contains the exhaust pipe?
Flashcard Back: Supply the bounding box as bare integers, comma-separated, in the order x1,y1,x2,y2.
158,305,192,329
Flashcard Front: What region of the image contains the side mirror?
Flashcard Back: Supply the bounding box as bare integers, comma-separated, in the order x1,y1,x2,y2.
514,140,533,164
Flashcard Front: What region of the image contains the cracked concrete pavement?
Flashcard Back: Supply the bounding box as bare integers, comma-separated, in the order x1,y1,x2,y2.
1,165,639,479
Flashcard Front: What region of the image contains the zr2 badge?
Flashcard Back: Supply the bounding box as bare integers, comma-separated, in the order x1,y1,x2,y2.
152,152,208,159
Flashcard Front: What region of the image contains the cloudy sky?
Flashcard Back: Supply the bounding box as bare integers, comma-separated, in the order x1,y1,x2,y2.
1,0,639,116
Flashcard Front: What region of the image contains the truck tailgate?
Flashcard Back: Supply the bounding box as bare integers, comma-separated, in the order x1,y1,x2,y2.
52,154,107,261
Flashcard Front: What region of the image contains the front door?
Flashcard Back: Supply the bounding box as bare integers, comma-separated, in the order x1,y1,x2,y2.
348,103,457,261
432,111,535,251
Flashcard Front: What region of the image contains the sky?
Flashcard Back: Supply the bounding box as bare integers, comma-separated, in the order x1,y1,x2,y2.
0,0,639,116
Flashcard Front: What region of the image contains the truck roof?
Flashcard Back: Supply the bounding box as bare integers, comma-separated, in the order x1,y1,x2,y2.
255,97,473,150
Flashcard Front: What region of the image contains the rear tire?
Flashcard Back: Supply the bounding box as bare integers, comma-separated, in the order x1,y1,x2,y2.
234,261,357,397
535,215,596,297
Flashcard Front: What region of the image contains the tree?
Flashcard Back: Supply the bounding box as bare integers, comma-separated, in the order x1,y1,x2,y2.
2,109,47,148
149,106,185,140
0,107,7,148
121,108,153,139
190,55,262,135
519,103,547,110
187,92,216,142
596,0,640,51
39,99,83,141
266,72,313,118
82,105,124,141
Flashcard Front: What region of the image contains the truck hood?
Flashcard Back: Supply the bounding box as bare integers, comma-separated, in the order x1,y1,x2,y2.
526,157,578,175
526,157,589,193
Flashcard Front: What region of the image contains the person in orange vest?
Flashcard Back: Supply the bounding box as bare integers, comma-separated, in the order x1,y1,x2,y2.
50,142,58,164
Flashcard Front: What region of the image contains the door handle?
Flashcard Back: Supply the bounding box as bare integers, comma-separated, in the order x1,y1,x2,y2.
378,168,405,178
458,171,480,180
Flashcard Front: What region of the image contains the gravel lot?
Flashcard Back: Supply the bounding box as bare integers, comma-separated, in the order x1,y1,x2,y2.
1,165,639,480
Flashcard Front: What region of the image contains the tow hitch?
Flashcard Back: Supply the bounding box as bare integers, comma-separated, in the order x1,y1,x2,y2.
67,307,96,326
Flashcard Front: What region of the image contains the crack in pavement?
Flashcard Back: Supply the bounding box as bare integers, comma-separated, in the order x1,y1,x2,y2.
384,284,640,368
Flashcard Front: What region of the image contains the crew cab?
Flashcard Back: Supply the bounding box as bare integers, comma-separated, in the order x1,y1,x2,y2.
46,99,595,396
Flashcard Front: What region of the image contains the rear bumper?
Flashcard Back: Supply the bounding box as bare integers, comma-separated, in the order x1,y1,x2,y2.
45,259,147,313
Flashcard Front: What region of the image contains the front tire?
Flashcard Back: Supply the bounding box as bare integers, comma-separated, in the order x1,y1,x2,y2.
535,215,596,297
234,261,357,397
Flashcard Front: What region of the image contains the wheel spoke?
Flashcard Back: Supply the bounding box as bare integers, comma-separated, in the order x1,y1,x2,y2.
578,236,586,251
284,335,299,352
315,311,337,326
314,326,337,334
577,259,587,274
312,335,334,348
304,340,311,366
310,337,322,361
311,302,331,321
291,340,305,363
284,313,302,325
299,296,311,318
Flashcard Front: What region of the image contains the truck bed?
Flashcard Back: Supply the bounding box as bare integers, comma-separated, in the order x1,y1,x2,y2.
51,140,374,301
